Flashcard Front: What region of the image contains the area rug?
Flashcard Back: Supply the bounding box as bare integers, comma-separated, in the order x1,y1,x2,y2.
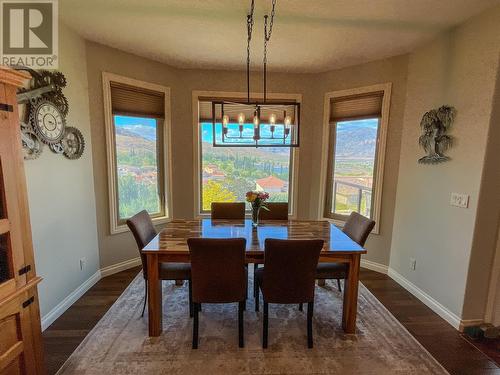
57,273,448,374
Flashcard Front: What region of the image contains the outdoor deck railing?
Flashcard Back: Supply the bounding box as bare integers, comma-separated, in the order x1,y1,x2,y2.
333,179,372,217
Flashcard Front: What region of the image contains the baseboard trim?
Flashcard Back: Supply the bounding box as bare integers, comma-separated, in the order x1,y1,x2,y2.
41,257,142,331
387,267,462,330
361,259,388,274
41,270,101,331
459,319,484,332
100,257,141,278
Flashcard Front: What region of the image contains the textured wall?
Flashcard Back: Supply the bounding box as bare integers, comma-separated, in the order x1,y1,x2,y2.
390,8,500,318
25,23,100,317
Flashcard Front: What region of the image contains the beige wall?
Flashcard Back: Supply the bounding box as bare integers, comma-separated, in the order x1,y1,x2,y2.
26,23,100,318
462,51,500,320
85,40,408,269
315,56,409,265
390,8,500,318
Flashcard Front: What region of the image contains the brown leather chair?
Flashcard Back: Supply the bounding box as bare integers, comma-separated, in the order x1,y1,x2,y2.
188,238,247,349
316,211,375,291
255,239,324,348
259,202,288,220
253,202,289,299
127,210,192,317
211,202,245,219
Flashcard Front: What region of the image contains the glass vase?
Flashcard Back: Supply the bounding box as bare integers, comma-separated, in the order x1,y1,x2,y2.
251,206,260,227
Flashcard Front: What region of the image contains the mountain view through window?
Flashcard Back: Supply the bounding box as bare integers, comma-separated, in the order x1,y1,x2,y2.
331,118,379,217
114,115,161,219
200,122,291,211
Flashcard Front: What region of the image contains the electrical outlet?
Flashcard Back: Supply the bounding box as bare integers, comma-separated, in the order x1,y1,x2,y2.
450,193,469,208
79,257,86,271
410,257,416,271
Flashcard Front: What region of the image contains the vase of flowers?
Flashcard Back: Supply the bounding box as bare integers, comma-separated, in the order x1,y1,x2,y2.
246,191,270,227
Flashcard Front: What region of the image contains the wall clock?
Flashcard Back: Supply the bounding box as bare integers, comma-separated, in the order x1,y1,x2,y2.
16,69,86,160
30,98,66,144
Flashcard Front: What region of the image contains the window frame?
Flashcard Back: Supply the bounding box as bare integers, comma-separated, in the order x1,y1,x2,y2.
192,91,301,219
102,72,172,235
319,83,392,234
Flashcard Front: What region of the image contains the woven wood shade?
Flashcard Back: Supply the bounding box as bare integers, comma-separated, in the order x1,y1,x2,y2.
111,81,164,118
330,91,383,122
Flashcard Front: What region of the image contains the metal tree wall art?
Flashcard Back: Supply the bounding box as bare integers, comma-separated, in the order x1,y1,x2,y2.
418,105,456,164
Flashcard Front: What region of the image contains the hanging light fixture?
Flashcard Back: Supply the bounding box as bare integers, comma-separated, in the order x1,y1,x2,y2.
212,0,300,147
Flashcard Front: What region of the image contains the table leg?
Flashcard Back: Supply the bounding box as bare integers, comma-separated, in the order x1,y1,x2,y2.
342,254,360,333
147,254,162,337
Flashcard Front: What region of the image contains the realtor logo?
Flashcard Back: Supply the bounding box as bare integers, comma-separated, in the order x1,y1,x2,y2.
1,0,58,68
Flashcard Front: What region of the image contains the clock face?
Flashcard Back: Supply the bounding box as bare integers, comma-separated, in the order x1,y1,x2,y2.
33,101,65,143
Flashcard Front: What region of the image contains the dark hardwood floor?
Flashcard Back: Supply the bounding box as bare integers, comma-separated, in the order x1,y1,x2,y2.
42,267,500,375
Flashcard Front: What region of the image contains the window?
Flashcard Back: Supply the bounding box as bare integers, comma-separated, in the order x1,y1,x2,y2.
322,84,391,232
103,73,171,234
197,99,297,214
114,115,163,219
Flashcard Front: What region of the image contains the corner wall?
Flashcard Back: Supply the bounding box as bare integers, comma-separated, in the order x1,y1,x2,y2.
389,7,500,320
25,23,100,319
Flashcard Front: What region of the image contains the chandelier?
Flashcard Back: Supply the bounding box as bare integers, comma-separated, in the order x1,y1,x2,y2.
212,0,300,147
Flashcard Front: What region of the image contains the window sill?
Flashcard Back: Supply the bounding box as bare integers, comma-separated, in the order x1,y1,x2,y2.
110,215,171,235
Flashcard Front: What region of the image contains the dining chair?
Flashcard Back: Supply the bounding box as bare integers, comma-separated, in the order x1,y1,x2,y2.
316,211,375,292
255,239,324,348
127,210,192,317
210,202,245,219
188,238,247,349
259,202,288,220
253,202,288,301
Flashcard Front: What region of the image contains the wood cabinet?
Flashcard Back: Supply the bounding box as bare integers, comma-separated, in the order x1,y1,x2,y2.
0,67,44,374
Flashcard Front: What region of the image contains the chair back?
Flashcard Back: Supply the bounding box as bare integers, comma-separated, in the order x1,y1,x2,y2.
188,238,247,303
211,202,245,219
342,212,375,247
126,210,157,279
259,202,288,220
261,239,323,304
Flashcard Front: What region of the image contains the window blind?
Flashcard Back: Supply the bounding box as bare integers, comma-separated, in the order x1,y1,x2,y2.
330,91,383,122
110,81,164,118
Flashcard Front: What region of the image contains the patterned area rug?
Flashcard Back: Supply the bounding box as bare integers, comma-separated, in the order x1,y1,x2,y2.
57,273,448,374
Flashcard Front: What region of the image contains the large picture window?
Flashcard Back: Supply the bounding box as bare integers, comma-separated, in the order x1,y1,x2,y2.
103,73,171,234
114,115,163,219
322,84,391,232
197,98,297,214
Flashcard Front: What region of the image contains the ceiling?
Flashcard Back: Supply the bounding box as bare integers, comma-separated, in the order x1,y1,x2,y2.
60,0,500,73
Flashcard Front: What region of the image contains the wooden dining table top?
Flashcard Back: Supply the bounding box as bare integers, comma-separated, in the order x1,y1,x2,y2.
143,219,366,256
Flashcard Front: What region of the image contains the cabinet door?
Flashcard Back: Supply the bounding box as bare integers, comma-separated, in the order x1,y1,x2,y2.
0,290,37,374
0,79,28,301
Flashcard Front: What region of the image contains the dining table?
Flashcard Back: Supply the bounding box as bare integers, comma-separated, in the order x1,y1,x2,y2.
142,218,366,337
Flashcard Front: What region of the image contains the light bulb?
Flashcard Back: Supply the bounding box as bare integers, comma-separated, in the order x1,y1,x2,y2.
222,114,229,126
269,113,276,125
238,113,245,125
284,115,292,126
253,115,259,127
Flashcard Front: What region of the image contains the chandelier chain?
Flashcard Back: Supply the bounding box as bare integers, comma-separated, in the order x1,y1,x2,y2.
246,0,255,103
263,0,277,103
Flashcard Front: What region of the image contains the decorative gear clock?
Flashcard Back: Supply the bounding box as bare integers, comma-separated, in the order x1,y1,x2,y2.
16,68,86,160
30,98,66,144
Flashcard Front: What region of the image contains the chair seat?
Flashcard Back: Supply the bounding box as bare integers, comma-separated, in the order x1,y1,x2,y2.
159,262,191,280
316,262,348,279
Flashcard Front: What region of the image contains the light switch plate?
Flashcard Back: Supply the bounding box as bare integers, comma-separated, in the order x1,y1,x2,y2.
450,193,469,208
